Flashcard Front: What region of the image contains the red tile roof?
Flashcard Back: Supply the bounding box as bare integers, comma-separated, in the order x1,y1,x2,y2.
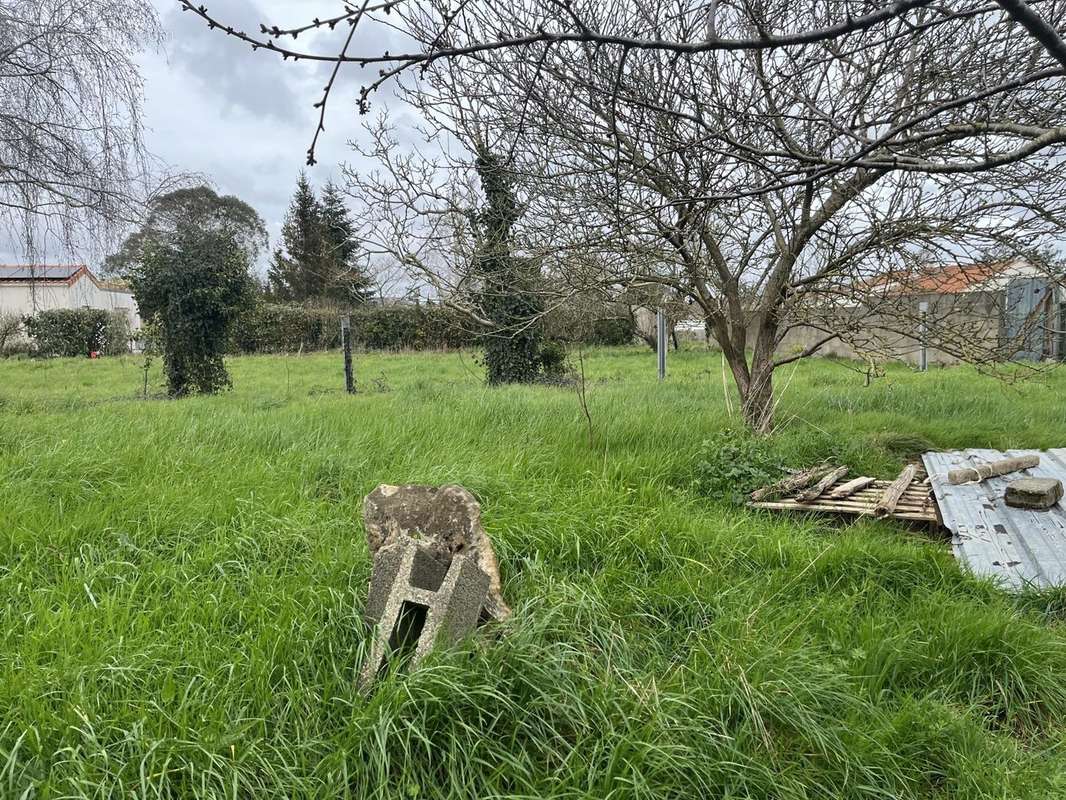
871,260,1016,296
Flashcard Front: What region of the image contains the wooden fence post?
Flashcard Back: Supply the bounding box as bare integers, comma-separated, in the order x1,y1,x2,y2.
918,300,929,371
341,314,354,394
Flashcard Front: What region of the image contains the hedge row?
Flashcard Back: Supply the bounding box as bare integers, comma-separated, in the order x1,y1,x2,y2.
231,302,637,354
22,308,131,357
13,302,638,359
230,303,480,353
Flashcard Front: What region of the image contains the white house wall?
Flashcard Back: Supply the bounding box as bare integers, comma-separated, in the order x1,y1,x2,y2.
0,283,38,317
0,274,141,330
68,276,142,329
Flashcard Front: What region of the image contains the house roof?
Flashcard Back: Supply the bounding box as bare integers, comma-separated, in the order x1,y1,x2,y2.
0,264,87,282
895,261,1015,294
869,259,1038,296
0,264,132,294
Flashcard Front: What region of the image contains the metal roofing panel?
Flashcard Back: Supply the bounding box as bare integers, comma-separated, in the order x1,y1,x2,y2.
923,448,1066,590
0,265,83,281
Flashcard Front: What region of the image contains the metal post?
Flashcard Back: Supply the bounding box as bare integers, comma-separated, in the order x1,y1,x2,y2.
341,314,355,393
656,308,667,381
1058,301,1066,362
918,301,929,372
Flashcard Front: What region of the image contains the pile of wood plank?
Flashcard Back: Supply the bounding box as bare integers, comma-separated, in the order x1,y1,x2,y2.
749,463,938,523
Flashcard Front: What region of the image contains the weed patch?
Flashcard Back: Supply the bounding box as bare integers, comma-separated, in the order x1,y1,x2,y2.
693,429,786,503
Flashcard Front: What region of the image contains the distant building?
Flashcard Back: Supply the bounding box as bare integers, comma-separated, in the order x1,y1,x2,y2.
0,265,141,331
777,258,1064,365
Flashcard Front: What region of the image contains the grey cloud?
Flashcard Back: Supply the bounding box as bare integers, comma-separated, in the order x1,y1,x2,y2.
164,0,305,123
3,0,419,267
141,0,394,271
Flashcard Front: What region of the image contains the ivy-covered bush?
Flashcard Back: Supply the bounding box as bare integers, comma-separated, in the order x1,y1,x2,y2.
538,340,569,379
23,308,129,357
109,186,269,396
230,303,479,354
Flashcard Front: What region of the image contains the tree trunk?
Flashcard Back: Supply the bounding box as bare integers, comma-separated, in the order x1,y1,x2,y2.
740,358,774,434
713,311,776,434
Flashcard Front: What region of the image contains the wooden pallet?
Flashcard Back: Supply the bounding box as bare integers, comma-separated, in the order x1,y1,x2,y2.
750,478,939,523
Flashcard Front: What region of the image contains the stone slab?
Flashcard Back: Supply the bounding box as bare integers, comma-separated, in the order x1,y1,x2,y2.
1005,477,1063,510
363,484,509,621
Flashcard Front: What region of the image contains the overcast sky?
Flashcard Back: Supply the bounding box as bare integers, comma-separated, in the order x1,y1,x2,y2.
139,0,409,273
17,0,420,274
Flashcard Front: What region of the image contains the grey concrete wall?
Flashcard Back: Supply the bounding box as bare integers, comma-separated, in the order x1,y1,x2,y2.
765,291,1027,367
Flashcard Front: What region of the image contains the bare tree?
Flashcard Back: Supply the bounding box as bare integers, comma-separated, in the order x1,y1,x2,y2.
342,118,491,325
344,119,576,382
183,1,1066,429
347,4,1066,430
1,0,163,259
181,0,1066,170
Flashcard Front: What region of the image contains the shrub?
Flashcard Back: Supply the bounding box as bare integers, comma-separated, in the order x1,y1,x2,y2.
693,429,786,504
541,302,637,346
354,305,479,350
101,311,132,355
588,316,636,346
358,305,425,350
415,305,480,350
538,340,569,379
23,308,115,357
130,226,256,396
231,304,340,353
0,312,23,355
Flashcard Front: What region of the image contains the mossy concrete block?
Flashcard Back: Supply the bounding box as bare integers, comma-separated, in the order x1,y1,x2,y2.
363,484,510,621
1005,478,1063,510
360,535,490,689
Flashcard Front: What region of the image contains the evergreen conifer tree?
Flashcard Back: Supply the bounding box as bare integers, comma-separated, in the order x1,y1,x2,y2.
268,173,325,301
320,182,372,304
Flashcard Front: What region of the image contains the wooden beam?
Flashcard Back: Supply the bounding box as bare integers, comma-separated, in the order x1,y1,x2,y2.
828,476,876,499
947,454,1039,485
796,466,849,502
875,464,917,517
750,464,833,502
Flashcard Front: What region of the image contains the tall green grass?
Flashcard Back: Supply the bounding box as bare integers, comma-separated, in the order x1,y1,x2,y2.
1,348,1065,798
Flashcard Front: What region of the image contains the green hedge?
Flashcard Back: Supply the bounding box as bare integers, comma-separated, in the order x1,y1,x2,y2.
230,303,480,353
540,300,637,346
230,305,339,353
586,316,636,346
23,308,130,357
230,302,638,356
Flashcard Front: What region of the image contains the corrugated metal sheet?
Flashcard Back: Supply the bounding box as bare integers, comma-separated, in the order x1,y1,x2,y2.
923,449,1066,590
0,265,83,281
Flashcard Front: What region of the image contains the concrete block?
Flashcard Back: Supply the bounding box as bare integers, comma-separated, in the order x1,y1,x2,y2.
1005,477,1063,510
360,535,490,688
363,484,510,621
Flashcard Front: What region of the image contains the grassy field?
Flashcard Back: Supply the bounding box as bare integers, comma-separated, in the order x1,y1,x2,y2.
2,346,1066,798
